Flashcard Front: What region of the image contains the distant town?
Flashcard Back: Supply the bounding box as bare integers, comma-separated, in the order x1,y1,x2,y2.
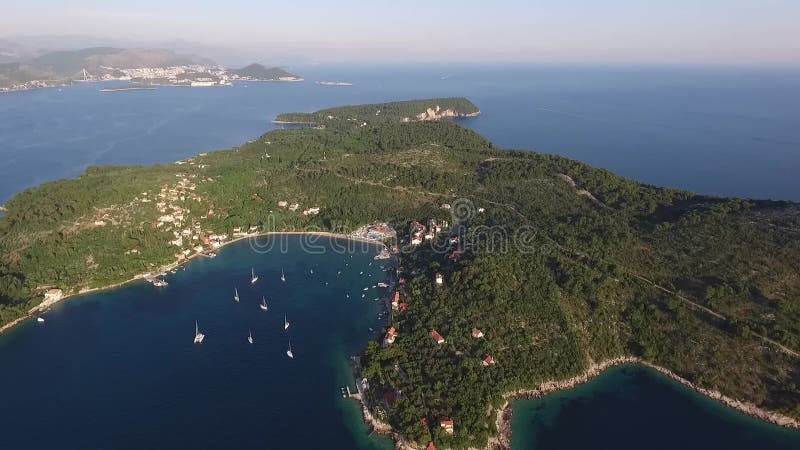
1,64,303,92
0,47,303,92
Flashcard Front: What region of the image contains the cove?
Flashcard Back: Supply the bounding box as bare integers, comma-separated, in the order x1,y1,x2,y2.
0,235,393,450
510,364,800,450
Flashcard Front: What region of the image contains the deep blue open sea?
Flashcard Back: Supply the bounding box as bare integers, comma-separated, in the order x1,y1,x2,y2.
1,64,800,449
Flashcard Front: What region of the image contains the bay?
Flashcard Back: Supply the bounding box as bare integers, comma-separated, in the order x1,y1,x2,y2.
0,235,394,450
511,364,800,450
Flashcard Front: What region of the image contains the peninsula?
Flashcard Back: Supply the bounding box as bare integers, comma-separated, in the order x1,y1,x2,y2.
0,98,798,449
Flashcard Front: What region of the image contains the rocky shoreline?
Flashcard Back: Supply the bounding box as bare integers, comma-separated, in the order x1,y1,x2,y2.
487,356,799,450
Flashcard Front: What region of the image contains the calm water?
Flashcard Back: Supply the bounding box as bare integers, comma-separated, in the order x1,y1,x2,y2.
1,64,800,203
512,365,800,450
2,65,800,449
0,236,393,450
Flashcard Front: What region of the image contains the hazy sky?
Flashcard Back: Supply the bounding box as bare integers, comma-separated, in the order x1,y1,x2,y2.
3,0,800,64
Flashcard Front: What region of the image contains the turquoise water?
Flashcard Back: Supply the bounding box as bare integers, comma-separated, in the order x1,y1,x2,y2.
511,365,800,450
0,235,394,450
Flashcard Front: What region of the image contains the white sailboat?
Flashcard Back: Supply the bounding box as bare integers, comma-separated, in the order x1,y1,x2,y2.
280,268,286,282
194,321,205,344
287,338,294,359
234,288,240,303
248,329,254,344
251,268,258,284
260,296,268,311
284,314,290,331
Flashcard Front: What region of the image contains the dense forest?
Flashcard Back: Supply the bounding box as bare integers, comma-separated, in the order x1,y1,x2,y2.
1,98,798,448
273,97,479,124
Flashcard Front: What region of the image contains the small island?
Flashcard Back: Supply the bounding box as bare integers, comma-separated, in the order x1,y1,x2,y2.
100,84,157,92
317,81,353,86
0,98,798,449
228,63,303,82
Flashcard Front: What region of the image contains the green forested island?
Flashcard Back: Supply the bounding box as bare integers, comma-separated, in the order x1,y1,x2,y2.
0,98,798,448
229,63,302,81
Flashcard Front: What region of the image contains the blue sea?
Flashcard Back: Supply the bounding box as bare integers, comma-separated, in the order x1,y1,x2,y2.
1,65,800,449
1,64,800,204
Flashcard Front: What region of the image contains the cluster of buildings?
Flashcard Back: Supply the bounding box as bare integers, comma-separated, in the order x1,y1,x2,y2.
0,79,72,93
409,218,449,246
373,215,497,440
101,65,233,87
276,200,321,216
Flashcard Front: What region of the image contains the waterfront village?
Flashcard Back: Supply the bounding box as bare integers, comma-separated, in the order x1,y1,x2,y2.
340,208,494,449
32,148,488,446
1,64,303,92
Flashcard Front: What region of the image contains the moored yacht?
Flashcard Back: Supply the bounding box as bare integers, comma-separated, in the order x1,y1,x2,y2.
287,338,294,359
234,288,240,302
284,314,290,331
260,296,268,311
280,268,286,282
251,268,258,284
248,329,254,344
194,321,205,344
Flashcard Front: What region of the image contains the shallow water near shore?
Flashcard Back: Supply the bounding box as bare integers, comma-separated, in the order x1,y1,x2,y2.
511,364,800,450
0,235,393,450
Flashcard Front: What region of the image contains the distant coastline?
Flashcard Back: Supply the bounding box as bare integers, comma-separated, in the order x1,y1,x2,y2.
100,85,157,92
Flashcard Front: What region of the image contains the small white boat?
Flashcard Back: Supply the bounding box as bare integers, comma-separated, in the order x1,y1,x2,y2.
247,329,254,344
36,317,45,323
251,268,259,285
287,338,294,359
310,268,314,274
280,269,286,282
260,296,268,311
284,314,290,331
234,288,240,303
194,321,205,344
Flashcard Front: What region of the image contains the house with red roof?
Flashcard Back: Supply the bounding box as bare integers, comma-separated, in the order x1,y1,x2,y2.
482,355,495,366
440,418,454,435
435,273,444,285
472,328,484,339
430,329,445,344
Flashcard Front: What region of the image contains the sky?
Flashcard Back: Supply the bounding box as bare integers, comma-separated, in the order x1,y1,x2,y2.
2,0,800,64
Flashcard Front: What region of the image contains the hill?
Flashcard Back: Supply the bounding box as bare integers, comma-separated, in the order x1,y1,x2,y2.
274,97,480,124
0,98,798,448
229,63,301,81
30,47,201,75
